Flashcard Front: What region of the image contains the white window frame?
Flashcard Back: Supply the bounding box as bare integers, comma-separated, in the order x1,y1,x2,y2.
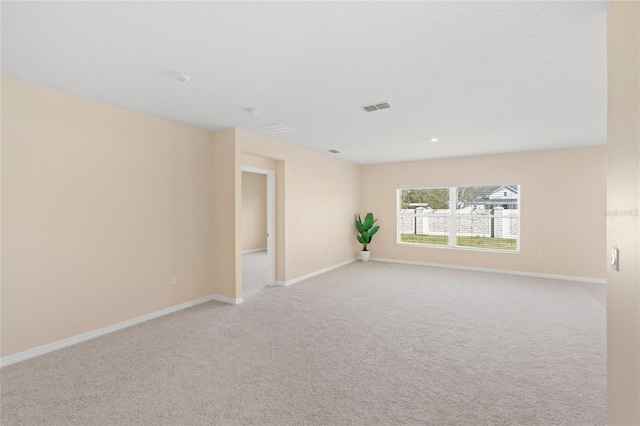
396,185,521,253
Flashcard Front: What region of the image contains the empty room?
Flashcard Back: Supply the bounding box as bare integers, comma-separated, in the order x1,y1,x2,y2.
1,1,638,425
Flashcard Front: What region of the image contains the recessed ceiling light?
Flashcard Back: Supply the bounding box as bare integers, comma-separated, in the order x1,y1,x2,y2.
430,138,439,143
246,108,260,117
169,72,190,82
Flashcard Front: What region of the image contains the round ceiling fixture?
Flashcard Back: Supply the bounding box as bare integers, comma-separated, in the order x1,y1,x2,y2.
169,72,190,82
430,137,439,143
246,108,260,117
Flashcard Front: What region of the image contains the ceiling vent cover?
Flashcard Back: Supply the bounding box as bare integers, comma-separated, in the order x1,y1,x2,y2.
362,102,391,112
255,123,297,134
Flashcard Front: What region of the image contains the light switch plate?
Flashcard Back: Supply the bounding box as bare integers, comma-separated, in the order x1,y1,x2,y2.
611,248,619,271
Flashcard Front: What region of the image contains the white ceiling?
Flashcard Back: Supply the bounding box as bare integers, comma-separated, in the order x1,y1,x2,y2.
1,1,608,165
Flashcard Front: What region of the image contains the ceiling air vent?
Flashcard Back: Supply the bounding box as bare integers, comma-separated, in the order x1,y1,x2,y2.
256,123,297,134
328,149,340,154
362,102,391,112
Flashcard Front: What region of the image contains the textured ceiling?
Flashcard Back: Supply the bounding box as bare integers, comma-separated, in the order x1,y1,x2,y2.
1,1,609,164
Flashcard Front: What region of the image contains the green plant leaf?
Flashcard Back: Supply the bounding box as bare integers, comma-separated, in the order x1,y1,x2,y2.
356,212,379,246
356,214,364,233
368,226,380,239
363,213,374,230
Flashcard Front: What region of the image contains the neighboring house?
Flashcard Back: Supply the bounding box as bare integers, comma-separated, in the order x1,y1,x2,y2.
485,185,518,210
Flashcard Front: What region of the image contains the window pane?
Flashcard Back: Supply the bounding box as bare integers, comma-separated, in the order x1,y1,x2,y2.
455,185,519,250
399,188,449,210
399,188,450,245
397,185,519,251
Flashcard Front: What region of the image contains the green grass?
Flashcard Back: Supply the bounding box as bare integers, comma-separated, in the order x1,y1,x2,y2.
400,234,517,250
400,234,449,245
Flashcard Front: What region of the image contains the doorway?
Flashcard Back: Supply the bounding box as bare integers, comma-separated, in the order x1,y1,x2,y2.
241,166,276,297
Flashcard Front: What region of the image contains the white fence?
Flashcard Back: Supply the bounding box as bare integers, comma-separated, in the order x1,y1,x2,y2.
400,207,519,239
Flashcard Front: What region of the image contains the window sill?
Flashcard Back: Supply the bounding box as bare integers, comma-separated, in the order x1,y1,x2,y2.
396,242,520,254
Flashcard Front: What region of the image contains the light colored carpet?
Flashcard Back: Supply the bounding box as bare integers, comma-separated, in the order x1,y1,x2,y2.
242,250,268,297
0,261,606,425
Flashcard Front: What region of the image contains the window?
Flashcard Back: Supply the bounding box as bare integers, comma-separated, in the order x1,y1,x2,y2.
398,185,519,251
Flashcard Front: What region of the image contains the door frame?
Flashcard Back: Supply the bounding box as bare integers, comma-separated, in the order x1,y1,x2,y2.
241,166,276,286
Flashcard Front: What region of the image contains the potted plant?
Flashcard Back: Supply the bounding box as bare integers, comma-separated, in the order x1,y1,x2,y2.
356,213,379,262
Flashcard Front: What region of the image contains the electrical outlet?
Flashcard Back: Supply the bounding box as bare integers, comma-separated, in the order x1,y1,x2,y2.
536,252,543,260
170,275,177,285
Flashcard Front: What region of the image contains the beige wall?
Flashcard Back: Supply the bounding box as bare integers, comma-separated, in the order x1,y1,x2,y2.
236,129,361,281
1,77,231,356
607,1,640,424
241,172,267,251
241,153,277,171
0,78,361,356
360,147,607,279
0,77,4,354
211,129,239,300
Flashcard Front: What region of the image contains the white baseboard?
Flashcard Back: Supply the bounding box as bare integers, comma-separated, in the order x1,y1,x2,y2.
211,295,244,305
276,258,358,287
371,257,607,284
242,247,267,254
1,293,242,368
